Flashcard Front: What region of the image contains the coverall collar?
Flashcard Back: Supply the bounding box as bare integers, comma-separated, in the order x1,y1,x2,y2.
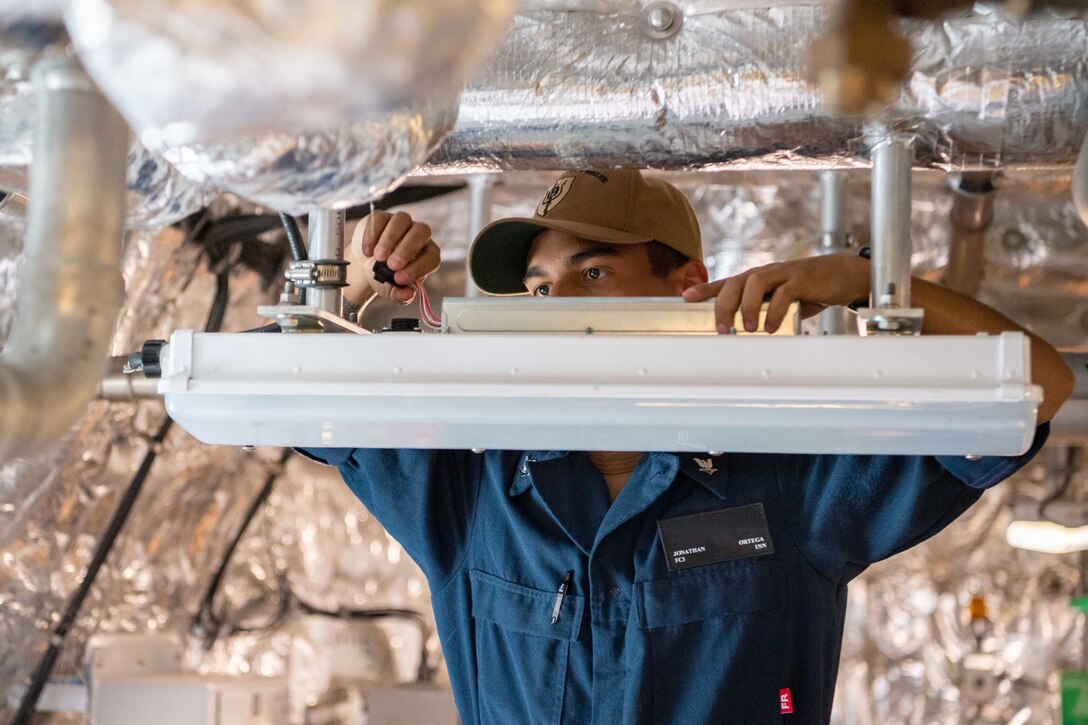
508,451,728,555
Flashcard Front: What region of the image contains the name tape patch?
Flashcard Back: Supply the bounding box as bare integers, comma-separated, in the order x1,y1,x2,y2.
657,503,775,572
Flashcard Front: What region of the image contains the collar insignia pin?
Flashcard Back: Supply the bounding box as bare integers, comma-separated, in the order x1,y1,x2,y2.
693,457,717,475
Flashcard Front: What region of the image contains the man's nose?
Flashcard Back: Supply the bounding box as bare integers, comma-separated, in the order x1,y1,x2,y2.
548,280,591,297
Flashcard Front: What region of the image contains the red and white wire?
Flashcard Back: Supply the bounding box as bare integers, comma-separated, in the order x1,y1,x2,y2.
413,281,442,329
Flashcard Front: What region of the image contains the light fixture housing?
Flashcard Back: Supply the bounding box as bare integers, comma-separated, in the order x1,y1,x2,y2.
157,329,1040,455
1005,500,1088,554
1005,520,1088,555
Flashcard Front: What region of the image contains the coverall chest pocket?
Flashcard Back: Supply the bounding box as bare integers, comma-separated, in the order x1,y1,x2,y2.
635,558,784,723
470,569,583,725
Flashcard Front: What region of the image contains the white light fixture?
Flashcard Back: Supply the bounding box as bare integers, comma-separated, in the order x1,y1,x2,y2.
1005,520,1088,555
157,328,1040,455
440,297,800,335
1005,499,1088,554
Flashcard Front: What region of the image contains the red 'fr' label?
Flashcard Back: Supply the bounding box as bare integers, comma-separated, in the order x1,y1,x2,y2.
779,688,794,714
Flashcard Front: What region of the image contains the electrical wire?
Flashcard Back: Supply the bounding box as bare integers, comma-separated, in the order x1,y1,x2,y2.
293,595,435,682
12,271,232,725
11,418,174,725
413,281,442,329
191,449,435,682
279,211,307,262
192,448,291,645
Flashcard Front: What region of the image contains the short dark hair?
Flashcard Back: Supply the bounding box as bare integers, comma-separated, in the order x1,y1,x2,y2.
644,241,694,279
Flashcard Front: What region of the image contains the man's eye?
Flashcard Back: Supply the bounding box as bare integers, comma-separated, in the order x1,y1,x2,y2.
534,284,550,297
585,268,602,281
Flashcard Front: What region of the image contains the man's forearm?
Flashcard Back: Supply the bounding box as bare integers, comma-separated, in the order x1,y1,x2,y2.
911,276,1073,423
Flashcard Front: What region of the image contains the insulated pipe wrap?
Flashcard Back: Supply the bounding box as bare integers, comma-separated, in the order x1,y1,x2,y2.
0,22,217,229
0,56,127,461
63,0,518,146
426,6,1088,173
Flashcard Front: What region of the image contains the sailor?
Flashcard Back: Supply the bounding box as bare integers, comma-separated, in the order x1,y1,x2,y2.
302,169,1070,724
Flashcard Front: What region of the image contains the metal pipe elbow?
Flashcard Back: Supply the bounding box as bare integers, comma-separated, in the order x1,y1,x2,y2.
0,56,128,461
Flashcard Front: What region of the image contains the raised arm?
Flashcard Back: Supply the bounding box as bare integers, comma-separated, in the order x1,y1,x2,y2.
682,253,1074,424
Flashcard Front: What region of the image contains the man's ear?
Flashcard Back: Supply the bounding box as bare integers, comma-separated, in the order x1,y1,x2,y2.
672,259,709,293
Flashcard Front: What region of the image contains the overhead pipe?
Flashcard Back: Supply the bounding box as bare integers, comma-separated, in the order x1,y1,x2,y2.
465,174,496,297
1047,350,1088,440
1062,350,1088,400
0,55,128,461
816,171,852,335
1075,131,1088,229
942,172,996,298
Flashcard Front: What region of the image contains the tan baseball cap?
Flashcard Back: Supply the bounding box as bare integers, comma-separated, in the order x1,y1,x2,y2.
468,169,703,295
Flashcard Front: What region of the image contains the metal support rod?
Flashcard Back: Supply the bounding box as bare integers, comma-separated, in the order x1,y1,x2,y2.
1062,350,1088,400
1051,400,1088,440
306,209,346,314
817,171,852,335
0,56,128,462
819,170,847,240
466,174,495,297
870,136,914,309
98,356,161,400
1047,349,1088,439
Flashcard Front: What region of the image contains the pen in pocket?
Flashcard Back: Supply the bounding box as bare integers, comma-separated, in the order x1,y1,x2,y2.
551,570,573,625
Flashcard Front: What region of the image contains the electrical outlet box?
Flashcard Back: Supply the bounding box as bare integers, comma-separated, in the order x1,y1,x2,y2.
367,683,458,725
91,674,288,725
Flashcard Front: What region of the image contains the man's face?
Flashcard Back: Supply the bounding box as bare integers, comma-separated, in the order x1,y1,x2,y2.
523,230,699,298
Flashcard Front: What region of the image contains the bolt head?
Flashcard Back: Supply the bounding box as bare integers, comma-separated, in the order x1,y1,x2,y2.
640,2,683,40
647,6,673,31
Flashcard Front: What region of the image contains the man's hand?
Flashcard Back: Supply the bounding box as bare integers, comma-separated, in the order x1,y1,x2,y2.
682,254,871,334
345,210,441,306
683,252,1073,423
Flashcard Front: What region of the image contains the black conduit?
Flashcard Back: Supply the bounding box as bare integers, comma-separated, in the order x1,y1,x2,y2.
192,448,291,644
191,446,435,682
279,212,307,262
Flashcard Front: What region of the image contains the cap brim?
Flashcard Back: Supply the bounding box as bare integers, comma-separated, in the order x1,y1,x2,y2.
469,217,656,295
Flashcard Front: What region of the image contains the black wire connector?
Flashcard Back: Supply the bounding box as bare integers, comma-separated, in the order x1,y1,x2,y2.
371,259,406,289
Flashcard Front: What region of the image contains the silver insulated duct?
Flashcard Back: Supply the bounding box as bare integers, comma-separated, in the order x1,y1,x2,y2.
426,3,1088,173
0,56,127,461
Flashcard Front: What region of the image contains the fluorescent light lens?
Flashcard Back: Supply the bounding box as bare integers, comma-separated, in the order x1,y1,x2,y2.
1005,520,1088,554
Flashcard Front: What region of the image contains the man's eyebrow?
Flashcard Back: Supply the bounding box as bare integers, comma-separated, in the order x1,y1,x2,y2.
569,246,622,265
523,265,547,282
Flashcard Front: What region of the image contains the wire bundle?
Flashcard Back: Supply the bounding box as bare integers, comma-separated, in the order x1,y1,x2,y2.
413,281,442,329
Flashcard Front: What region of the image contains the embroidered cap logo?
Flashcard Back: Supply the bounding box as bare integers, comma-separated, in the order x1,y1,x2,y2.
536,176,574,217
